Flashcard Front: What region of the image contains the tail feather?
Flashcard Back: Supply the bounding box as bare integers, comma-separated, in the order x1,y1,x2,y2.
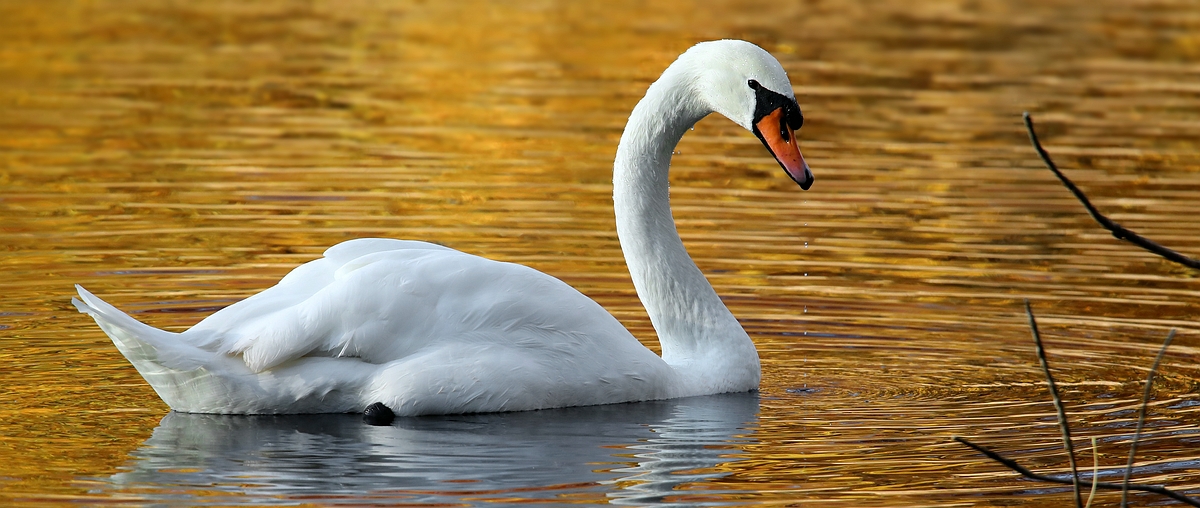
73,284,208,372
74,285,372,414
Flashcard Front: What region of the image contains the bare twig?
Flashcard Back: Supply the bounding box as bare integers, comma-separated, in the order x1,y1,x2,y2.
958,315,1196,506
1026,300,1083,508
954,436,1200,506
1086,437,1099,508
1121,329,1177,508
1023,112,1200,270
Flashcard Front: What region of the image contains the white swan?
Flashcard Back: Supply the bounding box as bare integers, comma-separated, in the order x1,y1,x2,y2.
73,39,813,418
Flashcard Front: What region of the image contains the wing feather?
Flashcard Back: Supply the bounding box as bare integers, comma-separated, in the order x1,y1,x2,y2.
180,238,632,375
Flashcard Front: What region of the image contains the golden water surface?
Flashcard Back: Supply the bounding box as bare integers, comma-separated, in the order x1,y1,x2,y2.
2,0,1200,506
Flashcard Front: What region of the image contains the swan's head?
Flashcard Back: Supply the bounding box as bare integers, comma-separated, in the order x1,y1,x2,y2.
684,40,813,190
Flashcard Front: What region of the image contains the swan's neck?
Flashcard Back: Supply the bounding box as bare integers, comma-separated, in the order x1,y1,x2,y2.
613,66,760,395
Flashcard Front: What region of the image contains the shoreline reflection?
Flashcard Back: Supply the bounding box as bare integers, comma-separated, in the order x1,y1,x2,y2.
97,393,760,506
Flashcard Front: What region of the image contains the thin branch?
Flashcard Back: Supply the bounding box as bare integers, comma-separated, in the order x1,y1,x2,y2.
1086,437,1099,508
1026,300,1083,508
1023,112,1200,270
954,437,1200,506
1122,329,1177,508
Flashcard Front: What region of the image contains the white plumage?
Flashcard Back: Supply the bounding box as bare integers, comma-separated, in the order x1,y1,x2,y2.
74,39,812,416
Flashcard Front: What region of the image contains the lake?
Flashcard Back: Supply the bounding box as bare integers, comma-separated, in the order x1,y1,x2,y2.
1,0,1199,506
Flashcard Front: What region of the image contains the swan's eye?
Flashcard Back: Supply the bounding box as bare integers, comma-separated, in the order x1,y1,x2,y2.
747,79,760,90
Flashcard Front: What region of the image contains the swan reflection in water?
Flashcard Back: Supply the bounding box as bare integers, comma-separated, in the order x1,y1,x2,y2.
99,393,759,506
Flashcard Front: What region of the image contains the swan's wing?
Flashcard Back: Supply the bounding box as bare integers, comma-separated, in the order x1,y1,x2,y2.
181,238,637,374
321,238,453,264
182,238,449,350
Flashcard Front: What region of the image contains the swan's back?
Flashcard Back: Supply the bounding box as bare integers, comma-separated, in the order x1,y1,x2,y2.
189,239,653,370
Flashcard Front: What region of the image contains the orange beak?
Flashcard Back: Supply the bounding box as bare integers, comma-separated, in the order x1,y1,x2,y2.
754,107,813,189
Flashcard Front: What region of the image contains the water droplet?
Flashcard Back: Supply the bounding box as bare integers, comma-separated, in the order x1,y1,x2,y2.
804,273,807,276
804,242,808,248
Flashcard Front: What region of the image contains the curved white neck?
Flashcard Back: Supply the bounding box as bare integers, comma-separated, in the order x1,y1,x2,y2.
612,64,761,395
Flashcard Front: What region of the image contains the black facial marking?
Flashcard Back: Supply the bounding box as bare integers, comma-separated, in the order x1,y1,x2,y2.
748,81,803,132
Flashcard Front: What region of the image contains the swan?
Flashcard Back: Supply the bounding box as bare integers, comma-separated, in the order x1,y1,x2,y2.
73,39,813,421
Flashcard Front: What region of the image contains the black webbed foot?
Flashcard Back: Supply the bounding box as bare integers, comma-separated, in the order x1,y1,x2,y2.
363,402,395,426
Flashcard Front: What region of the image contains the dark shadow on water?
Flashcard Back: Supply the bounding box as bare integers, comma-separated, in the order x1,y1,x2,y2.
95,392,761,506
